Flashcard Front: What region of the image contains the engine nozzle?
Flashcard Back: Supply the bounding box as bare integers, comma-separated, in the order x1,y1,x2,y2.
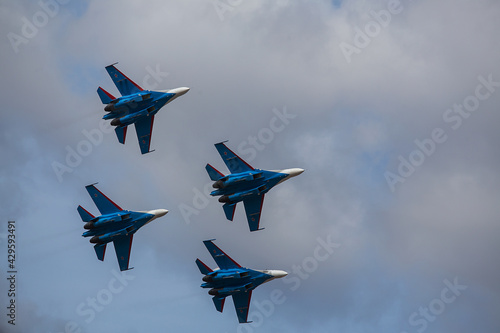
213,180,224,189
83,222,94,230
208,289,219,296
218,195,231,203
89,236,101,244
110,118,122,126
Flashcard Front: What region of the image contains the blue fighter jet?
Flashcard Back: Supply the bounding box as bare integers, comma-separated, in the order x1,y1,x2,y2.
97,63,189,154
77,184,168,271
206,142,304,231
196,240,287,323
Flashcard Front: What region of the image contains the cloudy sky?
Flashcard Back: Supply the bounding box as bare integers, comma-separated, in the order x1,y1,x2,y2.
1,0,500,332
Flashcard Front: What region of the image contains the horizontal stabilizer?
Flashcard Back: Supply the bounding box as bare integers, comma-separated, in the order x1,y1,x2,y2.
115,126,127,144
223,203,236,221
94,243,107,261
97,86,115,104
212,296,226,313
77,205,94,222
195,259,213,275
206,164,224,181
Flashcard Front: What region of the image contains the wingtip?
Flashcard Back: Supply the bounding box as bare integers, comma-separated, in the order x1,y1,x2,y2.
203,239,217,243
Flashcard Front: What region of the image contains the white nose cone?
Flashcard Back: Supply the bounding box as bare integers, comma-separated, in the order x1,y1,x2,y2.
146,209,169,220
153,209,169,218
275,168,304,185
269,270,288,278
281,168,304,178
170,87,190,96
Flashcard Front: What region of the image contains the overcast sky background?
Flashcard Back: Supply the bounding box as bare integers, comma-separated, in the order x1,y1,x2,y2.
1,0,500,332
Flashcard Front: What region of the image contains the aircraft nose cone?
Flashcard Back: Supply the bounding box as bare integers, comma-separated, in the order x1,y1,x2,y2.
271,270,288,278
154,209,169,217
171,87,190,96
282,168,305,178
148,209,168,218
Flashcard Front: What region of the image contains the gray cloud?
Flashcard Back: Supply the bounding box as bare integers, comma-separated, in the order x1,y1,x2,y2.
1,0,499,332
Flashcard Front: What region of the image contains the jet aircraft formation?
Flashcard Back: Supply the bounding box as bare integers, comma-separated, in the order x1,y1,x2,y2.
75,64,304,324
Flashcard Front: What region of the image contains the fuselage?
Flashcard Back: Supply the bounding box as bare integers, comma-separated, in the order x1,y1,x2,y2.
201,268,287,297
82,209,167,244
103,87,189,126
210,168,303,204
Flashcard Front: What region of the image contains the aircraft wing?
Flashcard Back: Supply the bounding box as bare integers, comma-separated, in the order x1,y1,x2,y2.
113,235,133,271
203,240,241,270
215,142,254,174
105,64,143,96
232,291,252,323
243,194,265,232
85,184,122,215
134,115,155,154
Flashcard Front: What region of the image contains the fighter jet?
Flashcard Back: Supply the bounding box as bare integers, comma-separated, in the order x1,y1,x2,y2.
97,63,189,154
206,141,304,231
77,184,168,271
196,240,287,323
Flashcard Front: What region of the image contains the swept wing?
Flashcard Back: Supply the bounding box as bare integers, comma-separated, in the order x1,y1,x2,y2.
113,234,134,271
203,240,241,270
215,142,254,174
105,63,143,96
232,291,252,323
134,114,155,154
243,194,265,232
85,184,122,215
